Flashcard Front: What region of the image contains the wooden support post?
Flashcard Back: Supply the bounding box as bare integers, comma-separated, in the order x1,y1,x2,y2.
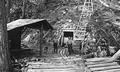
0,0,10,72
6,0,11,22
43,29,51,38
21,0,26,19
39,24,43,56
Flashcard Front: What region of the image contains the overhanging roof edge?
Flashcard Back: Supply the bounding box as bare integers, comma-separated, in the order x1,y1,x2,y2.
7,19,53,31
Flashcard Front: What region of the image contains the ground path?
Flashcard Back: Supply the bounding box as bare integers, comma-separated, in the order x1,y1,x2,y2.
26,53,85,72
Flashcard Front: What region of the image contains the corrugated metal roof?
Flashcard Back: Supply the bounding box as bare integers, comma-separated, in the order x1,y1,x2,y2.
7,19,53,31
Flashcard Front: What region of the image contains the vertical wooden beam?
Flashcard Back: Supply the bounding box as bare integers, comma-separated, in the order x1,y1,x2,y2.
39,24,43,56
61,32,64,46
21,0,27,19
0,0,10,72
6,0,11,22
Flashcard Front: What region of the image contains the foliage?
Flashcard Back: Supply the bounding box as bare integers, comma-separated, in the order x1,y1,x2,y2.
10,0,84,21
16,0,85,48
87,6,120,48
12,0,117,49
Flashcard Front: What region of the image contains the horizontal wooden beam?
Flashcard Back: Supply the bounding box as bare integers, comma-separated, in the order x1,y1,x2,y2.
87,62,118,68
90,65,120,71
94,68,120,72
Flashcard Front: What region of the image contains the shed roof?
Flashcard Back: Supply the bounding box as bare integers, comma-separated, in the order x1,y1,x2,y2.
7,19,53,31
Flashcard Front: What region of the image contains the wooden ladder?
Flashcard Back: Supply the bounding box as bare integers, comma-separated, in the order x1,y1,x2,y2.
77,0,93,28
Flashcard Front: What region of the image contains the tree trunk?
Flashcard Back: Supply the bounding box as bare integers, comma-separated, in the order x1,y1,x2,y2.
0,0,10,72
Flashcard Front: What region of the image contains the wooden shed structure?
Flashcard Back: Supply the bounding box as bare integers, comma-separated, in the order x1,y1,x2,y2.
7,19,53,56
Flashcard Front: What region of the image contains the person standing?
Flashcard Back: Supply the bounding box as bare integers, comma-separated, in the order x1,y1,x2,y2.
98,38,108,57
53,38,58,53
67,37,73,55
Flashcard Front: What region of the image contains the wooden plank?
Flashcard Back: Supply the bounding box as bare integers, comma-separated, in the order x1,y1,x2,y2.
27,68,80,72
27,62,50,65
90,65,120,71
94,69,120,72
66,58,82,61
86,57,110,62
28,65,75,69
87,62,118,68
85,61,114,65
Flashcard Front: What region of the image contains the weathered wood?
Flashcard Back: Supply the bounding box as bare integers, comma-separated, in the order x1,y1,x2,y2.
39,24,43,56
85,61,113,65
27,68,79,72
94,69,120,72
111,49,120,61
43,29,51,38
0,0,10,72
6,0,11,22
27,62,50,65
28,64,75,69
7,19,52,31
87,62,118,68
86,57,110,62
85,58,120,72
66,58,82,61
21,0,27,18
90,65,120,71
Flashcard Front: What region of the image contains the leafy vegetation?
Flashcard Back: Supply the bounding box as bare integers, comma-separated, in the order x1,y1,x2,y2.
9,0,120,52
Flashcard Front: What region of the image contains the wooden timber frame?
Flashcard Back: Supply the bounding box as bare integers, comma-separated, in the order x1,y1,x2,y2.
7,19,53,57
39,23,43,56
85,57,120,72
